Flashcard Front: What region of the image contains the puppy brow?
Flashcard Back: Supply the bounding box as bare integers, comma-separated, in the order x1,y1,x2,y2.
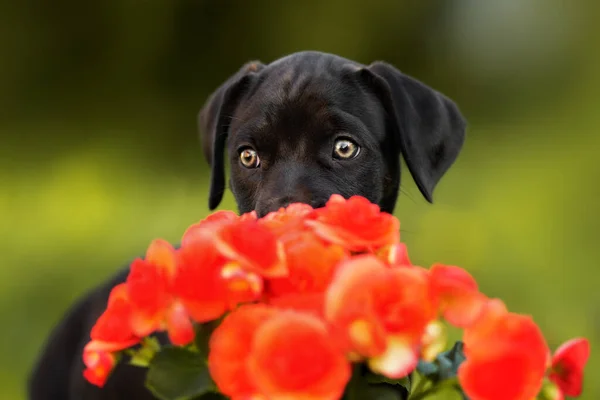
328,110,371,137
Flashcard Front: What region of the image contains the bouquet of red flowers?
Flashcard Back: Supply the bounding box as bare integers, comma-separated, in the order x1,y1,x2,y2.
82,195,590,400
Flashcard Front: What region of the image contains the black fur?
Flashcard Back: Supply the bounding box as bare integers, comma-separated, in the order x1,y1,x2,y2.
28,51,466,399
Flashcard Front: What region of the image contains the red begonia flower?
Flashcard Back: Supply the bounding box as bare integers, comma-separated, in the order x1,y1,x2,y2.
213,219,288,278
458,299,548,400
377,243,412,267
89,283,139,346
429,263,487,328
83,284,140,387
260,203,316,239
549,337,590,397
325,255,436,378
208,304,279,399
124,239,194,345
126,261,172,336
247,310,351,400
163,301,195,346
82,347,117,388
181,210,240,247
267,231,347,298
306,194,400,252
268,292,326,319
174,236,261,324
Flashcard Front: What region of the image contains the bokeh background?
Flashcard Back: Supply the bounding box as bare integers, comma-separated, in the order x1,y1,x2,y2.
1,0,598,399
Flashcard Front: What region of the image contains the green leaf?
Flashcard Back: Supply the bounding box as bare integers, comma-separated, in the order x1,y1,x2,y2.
145,346,216,400
128,337,162,367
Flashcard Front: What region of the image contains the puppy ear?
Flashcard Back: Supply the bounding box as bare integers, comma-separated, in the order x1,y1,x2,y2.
198,61,264,210
363,61,466,202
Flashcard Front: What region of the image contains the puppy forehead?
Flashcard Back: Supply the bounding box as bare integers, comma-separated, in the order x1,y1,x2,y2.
230,56,385,145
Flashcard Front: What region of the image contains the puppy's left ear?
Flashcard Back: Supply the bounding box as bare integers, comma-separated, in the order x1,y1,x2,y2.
363,61,467,202
198,61,264,210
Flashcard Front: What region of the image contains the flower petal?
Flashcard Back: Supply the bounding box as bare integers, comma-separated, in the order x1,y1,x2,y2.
172,240,229,323
306,195,400,252
221,262,264,306
367,336,419,379
550,337,591,397
267,232,347,298
214,220,288,278
181,210,239,247
144,239,178,278
459,300,548,400
165,302,195,346
90,285,139,345
82,349,116,388
126,258,172,333
378,243,412,267
248,310,351,400
208,305,279,399
430,263,487,328
268,292,326,319
325,255,436,359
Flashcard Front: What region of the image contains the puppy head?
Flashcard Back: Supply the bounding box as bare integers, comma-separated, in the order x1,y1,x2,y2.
199,51,466,217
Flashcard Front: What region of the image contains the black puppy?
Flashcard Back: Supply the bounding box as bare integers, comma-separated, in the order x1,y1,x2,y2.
28,51,466,399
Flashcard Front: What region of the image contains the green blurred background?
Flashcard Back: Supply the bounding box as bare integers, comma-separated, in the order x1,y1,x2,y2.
1,1,598,399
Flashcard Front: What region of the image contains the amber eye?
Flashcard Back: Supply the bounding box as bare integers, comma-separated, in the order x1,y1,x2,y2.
333,138,360,160
239,148,260,168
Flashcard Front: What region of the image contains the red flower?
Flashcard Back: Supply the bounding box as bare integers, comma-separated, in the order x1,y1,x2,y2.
174,236,262,324
458,299,548,400
82,347,117,388
429,263,487,328
208,304,279,399
377,243,412,267
181,211,242,247
267,231,348,298
268,292,326,319
260,203,316,240
549,337,590,397
83,284,140,387
325,255,437,378
213,219,288,278
209,304,350,400
306,195,400,252
126,239,194,345
247,310,351,400
90,283,140,346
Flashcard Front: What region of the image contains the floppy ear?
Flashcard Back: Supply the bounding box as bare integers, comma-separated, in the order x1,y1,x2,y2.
198,61,264,210
363,61,466,203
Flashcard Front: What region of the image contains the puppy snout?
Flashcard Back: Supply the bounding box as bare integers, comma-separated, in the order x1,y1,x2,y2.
268,195,302,212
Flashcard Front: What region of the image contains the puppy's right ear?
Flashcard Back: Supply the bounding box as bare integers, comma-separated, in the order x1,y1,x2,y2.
198,61,264,210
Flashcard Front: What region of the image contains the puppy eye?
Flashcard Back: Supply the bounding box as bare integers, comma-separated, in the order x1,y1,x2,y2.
239,147,260,168
333,138,360,160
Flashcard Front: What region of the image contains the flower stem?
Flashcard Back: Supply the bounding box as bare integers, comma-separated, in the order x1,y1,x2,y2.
408,375,431,399
409,378,460,400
